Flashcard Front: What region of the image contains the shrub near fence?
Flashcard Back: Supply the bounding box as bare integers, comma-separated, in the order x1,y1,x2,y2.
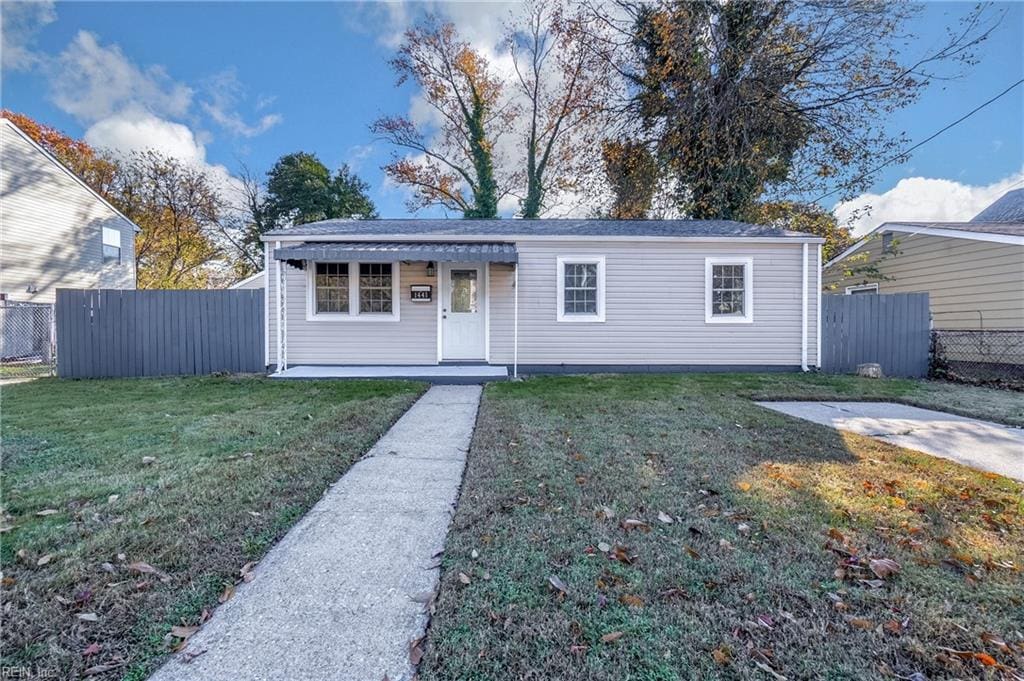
931,329,1024,389
56,289,264,378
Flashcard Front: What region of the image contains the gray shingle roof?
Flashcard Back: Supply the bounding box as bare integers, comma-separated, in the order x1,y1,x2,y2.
264,218,812,239
971,189,1024,223
888,221,1024,237
274,241,518,263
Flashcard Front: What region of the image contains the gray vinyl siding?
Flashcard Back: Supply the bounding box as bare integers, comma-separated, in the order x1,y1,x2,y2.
270,239,819,368
0,120,136,304
268,260,436,366
490,241,818,366
824,233,1024,329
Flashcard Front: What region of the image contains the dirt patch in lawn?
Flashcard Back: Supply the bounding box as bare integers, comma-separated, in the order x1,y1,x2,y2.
419,374,1023,681
0,376,424,679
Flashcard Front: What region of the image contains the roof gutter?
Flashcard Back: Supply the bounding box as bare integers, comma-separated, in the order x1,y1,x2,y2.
260,233,825,245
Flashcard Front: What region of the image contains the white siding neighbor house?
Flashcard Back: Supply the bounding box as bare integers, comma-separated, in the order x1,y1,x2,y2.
261,219,823,376
0,117,138,304
823,190,1024,330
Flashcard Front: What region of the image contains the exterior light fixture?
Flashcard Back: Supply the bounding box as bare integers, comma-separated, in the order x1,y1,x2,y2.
426,261,436,277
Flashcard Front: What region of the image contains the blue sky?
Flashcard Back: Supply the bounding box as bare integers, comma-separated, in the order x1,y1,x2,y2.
2,1,1022,232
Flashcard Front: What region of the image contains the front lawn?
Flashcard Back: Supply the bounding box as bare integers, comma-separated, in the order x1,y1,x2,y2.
421,374,1023,680
0,376,424,679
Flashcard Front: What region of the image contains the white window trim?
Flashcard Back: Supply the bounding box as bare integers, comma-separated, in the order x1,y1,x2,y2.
556,256,606,323
102,227,121,262
305,261,401,322
705,257,754,324
845,283,879,295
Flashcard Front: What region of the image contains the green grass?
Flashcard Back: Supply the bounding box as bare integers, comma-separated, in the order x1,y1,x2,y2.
420,374,1024,681
0,376,425,679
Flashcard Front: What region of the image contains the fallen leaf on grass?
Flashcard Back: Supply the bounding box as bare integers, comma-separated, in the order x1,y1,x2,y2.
980,632,1010,653
36,554,53,566
619,594,644,608
77,613,99,622
100,562,116,574
82,643,101,657
170,625,199,639
141,456,156,465
683,544,701,560
736,482,752,492
869,558,901,579
600,631,624,643
548,575,568,595
597,542,611,553
84,664,121,676
595,505,616,520
240,562,256,582
219,584,235,603
620,519,650,532
712,646,732,665
128,561,170,582
36,509,59,517
458,572,471,585
936,647,1000,667
849,618,874,630
657,511,674,524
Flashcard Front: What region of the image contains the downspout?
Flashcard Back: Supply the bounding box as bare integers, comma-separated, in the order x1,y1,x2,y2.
513,262,519,379
275,240,282,373
801,242,809,371
816,244,822,369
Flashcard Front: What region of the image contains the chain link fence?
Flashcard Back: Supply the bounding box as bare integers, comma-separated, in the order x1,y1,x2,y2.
930,329,1024,390
0,302,55,378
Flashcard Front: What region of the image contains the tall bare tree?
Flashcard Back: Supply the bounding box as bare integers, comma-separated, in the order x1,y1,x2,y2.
371,18,515,218
506,0,615,218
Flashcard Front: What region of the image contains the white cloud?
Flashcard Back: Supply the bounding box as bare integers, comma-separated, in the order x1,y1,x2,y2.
49,31,192,122
200,69,282,138
0,0,56,70
834,170,1024,236
84,109,242,201
84,109,205,163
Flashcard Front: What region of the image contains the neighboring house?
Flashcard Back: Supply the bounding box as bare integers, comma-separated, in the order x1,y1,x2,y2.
261,219,823,374
0,117,138,304
823,190,1024,330
230,271,265,290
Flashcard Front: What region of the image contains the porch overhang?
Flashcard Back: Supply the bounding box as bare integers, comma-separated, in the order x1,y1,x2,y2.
273,241,518,265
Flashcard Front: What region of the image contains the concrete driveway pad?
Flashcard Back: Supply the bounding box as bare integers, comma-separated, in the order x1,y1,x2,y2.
148,384,482,681
757,401,1023,481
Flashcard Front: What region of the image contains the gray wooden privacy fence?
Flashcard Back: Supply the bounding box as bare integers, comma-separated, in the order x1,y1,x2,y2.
56,289,264,378
821,292,930,377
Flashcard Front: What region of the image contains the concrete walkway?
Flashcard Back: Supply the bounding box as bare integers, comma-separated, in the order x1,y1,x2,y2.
757,401,1023,481
149,385,482,681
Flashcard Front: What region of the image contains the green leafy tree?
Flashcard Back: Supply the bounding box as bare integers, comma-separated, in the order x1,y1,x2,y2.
264,152,377,227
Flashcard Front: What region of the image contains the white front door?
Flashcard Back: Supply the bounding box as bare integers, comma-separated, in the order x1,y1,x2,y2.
441,263,485,360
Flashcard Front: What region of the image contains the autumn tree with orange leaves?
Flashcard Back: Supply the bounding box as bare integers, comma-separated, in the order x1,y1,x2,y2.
371,19,515,218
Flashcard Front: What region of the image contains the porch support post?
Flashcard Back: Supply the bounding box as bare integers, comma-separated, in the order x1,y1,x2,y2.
513,262,519,379
275,240,282,372
801,242,809,372
281,260,288,371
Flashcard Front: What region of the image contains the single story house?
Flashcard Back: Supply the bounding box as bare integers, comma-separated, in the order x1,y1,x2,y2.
230,271,265,290
261,219,823,377
823,190,1024,330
